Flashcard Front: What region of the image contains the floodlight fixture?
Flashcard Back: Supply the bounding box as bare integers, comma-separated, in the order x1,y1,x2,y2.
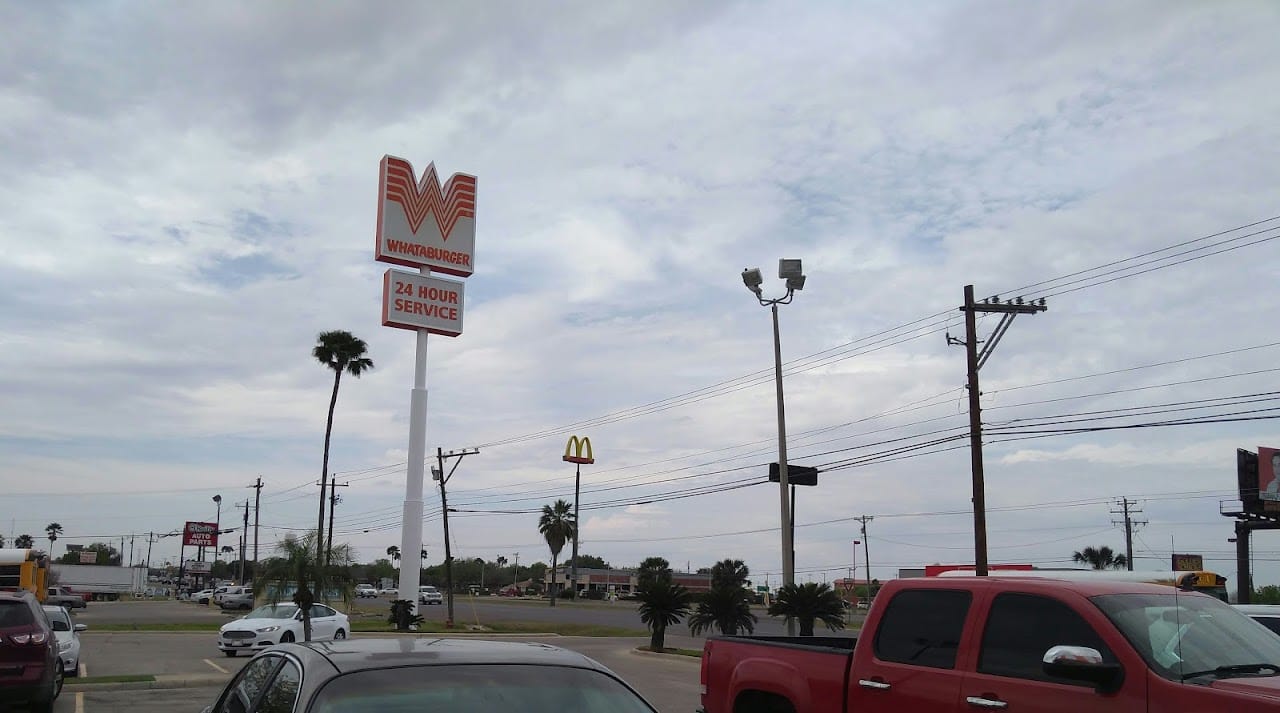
742,267,764,294
786,274,807,291
778,259,803,280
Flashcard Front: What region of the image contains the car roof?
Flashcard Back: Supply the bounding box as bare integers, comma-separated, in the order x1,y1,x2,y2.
277,638,613,675
897,575,1205,597
0,591,36,603
1234,605,1280,615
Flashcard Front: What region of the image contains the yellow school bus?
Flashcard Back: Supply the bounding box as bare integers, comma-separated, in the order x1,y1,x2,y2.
0,548,49,601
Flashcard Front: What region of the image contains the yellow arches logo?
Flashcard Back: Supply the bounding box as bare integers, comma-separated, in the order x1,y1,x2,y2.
563,435,594,464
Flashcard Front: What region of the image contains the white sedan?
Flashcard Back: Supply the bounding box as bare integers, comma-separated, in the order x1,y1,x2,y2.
217,603,349,657
42,605,85,676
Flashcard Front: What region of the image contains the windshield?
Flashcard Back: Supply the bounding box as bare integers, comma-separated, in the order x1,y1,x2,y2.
1093,593,1280,681
41,607,71,631
312,664,655,712
0,601,35,627
246,604,298,620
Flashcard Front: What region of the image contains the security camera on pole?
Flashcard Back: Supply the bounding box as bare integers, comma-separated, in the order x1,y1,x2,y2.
741,259,807,637
374,155,478,619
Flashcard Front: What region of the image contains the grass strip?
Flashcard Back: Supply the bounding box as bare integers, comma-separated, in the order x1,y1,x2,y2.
91,623,223,632
352,621,646,637
637,646,701,658
70,674,156,684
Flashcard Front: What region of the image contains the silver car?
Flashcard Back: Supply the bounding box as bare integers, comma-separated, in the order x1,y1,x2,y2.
42,605,85,677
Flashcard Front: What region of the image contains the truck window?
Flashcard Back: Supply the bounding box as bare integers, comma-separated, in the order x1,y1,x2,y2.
979,593,1114,685
873,589,971,669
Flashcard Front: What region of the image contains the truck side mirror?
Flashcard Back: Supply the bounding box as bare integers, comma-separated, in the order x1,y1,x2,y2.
1042,646,1124,693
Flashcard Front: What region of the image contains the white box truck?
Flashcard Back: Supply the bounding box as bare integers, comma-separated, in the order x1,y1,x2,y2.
50,564,147,601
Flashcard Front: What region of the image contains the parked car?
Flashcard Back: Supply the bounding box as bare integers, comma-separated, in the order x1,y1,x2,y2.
41,605,85,677
219,588,255,611
0,591,63,712
45,586,87,610
1235,604,1280,636
355,584,378,598
379,587,398,596
419,585,444,605
202,638,657,712
702,577,1280,713
217,603,350,657
214,585,250,606
211,586,235,605
190,589,216,605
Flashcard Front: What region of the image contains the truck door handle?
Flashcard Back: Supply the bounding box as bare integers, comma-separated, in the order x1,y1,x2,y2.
966,696,1008,709
858,679,891,690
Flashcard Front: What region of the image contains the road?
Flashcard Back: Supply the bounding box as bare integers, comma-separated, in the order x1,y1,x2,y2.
56,631,704,713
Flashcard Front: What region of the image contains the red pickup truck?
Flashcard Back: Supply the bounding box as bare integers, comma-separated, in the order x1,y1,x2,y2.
701,576,1280,712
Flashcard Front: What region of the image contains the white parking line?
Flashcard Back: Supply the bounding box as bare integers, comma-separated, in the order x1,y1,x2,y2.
79,662,87,677
203,658,229,674
75,691,84,713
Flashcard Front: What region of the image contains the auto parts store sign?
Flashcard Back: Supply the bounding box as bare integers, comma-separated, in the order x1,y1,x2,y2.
183,521,218,547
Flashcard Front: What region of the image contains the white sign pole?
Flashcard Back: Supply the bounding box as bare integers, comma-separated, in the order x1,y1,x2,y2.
396,294,429,617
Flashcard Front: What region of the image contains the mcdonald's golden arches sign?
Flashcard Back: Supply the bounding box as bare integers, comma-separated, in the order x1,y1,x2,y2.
563,435,594,464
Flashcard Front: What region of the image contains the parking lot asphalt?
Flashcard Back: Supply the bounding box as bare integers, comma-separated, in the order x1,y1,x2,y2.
58,630,703,713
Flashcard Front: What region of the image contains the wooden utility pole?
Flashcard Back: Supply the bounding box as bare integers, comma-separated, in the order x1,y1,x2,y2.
950,286,1046,575
325,481,350,568
435,447,479,627
1111,498,1146,571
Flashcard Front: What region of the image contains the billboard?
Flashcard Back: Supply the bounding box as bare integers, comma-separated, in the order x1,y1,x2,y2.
1172,553,1204,571
381,270,464,336
182,521,219,548
79,551,96,564
184,560,212,574
375,155,476,277
768,463,818,486
1260,446,1280,502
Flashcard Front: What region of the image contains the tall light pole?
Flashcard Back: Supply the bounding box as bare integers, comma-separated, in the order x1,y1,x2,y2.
742,259,806,636
211,494,222,589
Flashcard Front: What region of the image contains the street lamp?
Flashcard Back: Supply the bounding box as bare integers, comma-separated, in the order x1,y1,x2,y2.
211,494,222,588
742,259,806,634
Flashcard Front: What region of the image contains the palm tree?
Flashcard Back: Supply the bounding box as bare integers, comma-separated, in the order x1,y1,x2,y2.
386,545,401,566
637,580,692,651
15,534,34,549
1071,545,1127,570
710,559,750,589
220,545,235,561
255,531,354,642
768,582,847,637
637,556,673,590
312,330,374,567
538,499,577,607
688,585,757,637
45,523,63,557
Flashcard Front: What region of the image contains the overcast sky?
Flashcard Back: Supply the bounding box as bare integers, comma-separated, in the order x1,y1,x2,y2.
3,1,1280,594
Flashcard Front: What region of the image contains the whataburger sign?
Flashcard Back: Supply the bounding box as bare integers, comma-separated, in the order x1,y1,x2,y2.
377,155,475,336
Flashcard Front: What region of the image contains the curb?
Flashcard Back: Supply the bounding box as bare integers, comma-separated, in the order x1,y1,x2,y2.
630,647,701,663
65,674,229,692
